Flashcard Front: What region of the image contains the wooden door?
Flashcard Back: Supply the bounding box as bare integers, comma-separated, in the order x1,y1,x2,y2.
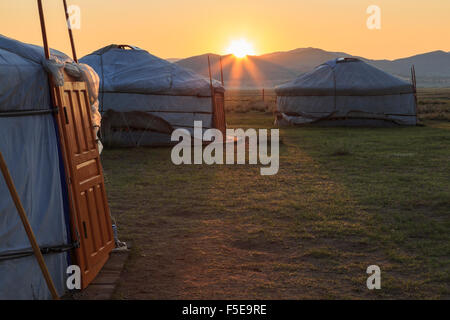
213,91,227,136
53,73,114,289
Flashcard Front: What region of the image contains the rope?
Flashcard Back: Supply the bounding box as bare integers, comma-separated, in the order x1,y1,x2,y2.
0,108,58,117
0,243,78,262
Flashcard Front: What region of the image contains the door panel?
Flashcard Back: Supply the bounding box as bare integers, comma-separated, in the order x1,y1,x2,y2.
54,73,114,288
213,91,227,135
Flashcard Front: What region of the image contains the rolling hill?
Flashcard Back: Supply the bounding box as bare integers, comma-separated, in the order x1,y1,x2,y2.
175,48,450,88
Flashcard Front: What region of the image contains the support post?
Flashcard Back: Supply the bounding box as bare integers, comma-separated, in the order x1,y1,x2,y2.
411,65,418,117
208,55,216,107
219,56,224,86
207,55,219,132
37,0,50,59
62,0,78,62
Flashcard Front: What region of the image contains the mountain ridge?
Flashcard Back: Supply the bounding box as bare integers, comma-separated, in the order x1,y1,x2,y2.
174,48,450,88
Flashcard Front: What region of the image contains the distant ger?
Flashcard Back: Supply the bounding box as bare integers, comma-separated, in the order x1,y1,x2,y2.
80,45,226,147
275,58,417,126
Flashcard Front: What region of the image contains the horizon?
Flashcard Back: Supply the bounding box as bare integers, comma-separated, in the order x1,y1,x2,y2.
166,47,450,62
0,0,449,60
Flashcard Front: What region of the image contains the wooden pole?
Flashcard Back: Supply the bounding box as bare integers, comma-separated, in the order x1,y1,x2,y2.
207,55,216,102
38,1,81,289
35,1,62,299
207,55,214,90
411,65,418,118
37,0,50,59
219,56,224,86
262,88,265,102
62,0,78,62
207,55,217,129
0,151,59,300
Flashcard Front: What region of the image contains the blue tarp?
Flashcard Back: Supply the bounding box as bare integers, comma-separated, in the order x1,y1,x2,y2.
0,35,71,299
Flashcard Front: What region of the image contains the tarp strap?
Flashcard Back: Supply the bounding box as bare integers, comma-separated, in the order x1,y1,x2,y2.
279,111,404,125
0,241,80,262
329,64,337,113
0,108,58,118
282,111,338,120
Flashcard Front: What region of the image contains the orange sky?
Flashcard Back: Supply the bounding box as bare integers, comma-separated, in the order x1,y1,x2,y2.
0,0,449,60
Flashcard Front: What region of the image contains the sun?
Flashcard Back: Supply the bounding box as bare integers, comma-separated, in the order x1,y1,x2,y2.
226,39,255,58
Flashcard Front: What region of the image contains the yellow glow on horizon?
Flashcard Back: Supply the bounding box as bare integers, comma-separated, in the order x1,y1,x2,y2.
0,1,449,60
226,39,256,58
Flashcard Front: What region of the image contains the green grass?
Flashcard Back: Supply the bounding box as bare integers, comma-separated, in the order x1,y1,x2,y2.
417,88,450,121
102,110,449,299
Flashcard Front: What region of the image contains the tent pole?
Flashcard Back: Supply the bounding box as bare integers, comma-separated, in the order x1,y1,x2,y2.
37,1,82,293
37,0,58,111
37,0,50,59
208,55,214,95
62,0,78,62
411,65,418,118
35,1,64,299
207,55,217,118
219,56,224,86
0,151,59,300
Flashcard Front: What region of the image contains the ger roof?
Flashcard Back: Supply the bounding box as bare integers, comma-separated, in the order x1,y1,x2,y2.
80,45,224,97
275,58,413,96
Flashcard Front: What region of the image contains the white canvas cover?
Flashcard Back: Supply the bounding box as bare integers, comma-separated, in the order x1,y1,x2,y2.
80,44,224,97
80,45,225,146
0,35,101,299
275,58,417,126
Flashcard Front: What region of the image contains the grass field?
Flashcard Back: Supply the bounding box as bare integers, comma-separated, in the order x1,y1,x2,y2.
224,88,450,122
416,88,450,121
102,89,450,299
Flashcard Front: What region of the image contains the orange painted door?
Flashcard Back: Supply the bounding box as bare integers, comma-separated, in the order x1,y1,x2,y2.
54,73,114,289
213,91,227,135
